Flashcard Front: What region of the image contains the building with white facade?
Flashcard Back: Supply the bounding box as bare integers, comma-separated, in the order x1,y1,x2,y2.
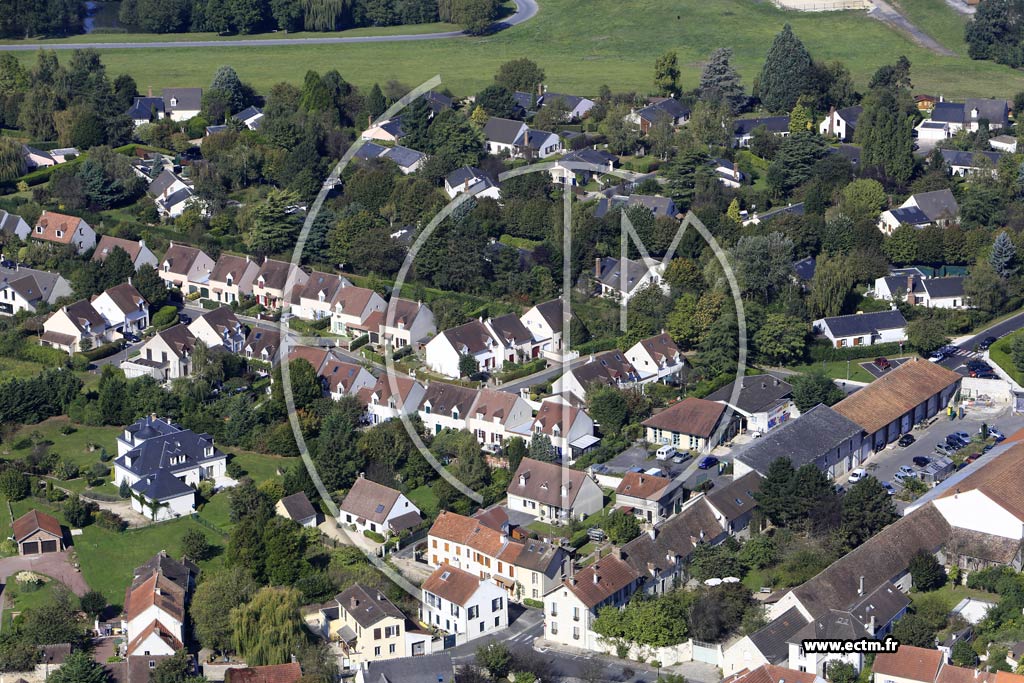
420,564,508,644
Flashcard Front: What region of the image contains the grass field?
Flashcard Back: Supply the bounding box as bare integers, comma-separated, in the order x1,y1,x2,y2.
989,332,1022,385
785,359,878,383
5,0,1022,99
407,484,440,517
892,0,968,54
7,418,120,468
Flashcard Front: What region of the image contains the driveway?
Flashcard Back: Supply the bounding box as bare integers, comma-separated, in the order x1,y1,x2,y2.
0,551,90,630
0,0,538,51
868,0,957,56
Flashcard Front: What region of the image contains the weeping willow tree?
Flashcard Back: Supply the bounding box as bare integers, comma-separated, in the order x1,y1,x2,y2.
0,138,25,183
304,0,348,31
230,586,305,666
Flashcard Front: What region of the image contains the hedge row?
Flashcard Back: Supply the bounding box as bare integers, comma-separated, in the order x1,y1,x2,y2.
808,340,906,362
83,341,125,361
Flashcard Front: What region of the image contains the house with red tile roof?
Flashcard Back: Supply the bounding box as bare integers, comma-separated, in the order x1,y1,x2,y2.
13,510,64,554
543,552,640,651
420,564,508,644
32,211,96,255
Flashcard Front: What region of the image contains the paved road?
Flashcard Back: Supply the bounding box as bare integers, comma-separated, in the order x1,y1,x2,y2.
0,0,537,51
957,309,1024,351
499,356,588,395
0,551,90,632
868,0,957,56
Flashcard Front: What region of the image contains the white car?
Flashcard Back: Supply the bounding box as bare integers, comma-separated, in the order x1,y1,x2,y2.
848,468,867,483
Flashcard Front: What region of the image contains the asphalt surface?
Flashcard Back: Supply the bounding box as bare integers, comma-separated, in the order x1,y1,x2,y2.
0,0,538,51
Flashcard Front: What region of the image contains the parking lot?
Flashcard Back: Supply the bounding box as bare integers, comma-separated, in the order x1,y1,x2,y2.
841,403,1024,511
859,356,912,379
601,444,731,491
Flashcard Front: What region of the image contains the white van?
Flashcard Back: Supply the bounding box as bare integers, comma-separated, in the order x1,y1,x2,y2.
655,445,676,461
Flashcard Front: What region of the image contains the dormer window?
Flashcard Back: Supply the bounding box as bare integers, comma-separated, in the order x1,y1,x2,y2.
163,263,169,272
170,97,178,106
226,275,233,286
452,409,459,420
55,230,63,238
424,404,431,414
35,226,43,233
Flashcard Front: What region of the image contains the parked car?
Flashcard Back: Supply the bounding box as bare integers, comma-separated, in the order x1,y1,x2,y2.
123,332,140,343
953,431,971,443
178,313,192,324
929,349,948,362
979,336,998,350
874,357,891,370
882,482,896,495
934,443,953,457
982,444,994,453
698,456,719,470
893,471,911,482
946,434,968,449
965,452,982,465
898,465,915,477
898,434,916,447
912,456,931,467
655,445,676,461
672,453,691,464
848,468,867,483
988,427,1006,441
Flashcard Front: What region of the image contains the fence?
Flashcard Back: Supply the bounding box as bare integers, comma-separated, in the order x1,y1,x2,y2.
772,0,871,8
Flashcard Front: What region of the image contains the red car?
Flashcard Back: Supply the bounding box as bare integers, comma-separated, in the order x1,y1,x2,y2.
965,452,982,465
875,357,891,370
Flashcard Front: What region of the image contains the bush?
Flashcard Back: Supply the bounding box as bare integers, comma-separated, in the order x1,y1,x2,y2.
225,460,244,479
151,306,180,329
808,340,904,362
349,334,370,350
0,468,29,501
522,598,544,609
94,509,127,532
59,424,76,435
70,353,89,371
363,529,386,543
54,459,80,481
83,341,124,362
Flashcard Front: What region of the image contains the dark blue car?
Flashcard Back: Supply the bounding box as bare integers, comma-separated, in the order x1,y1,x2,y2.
698,456,719,470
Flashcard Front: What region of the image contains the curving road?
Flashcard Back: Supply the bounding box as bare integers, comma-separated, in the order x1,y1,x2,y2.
0,0,537,51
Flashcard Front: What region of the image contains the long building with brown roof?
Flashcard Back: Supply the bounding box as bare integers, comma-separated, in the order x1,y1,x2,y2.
833,358,961,449
506,457,604,521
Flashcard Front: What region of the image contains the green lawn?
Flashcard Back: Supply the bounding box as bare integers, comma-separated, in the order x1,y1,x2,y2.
3,576,79,631
230,450,293,483
989,332,1022,385
785,359,878,383
892,0,968,54
7,418,120,467
909,583,998,608
196,490,233,532
407,484,440,517
8,0,1024,98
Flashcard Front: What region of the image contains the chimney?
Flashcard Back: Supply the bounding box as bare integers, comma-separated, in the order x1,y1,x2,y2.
500,533,508,545
595,257,602,278
464,178,470,190
147,86,152,97
592,570,600,584
869,615,876,633
612,546,622,560
648,527,656,541
858,576,865,596
368,114,372,127
350,596,358,609
827,105,836,136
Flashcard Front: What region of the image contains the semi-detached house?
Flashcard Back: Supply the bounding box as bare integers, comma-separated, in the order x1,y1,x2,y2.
543,553,640,651
252,258,309,310
613,471,686,524
291,270,352,321
157,242,215,295
427,509,568,602
506,457,603,521
207,253,260,305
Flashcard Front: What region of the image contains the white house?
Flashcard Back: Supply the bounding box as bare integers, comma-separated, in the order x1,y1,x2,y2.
915,119,950,143
0,265,71,316
122,552,195,659
465,388,533,450
625,332,685,383
359,375,426,425
292,271,352,321
940,149,1002,177
642,397,729,454
485,314,535,365
330,285,387,337
32,211,96,255
812,310,908,348
594,256,668,302
873,273,968,309
187,306,245,353
417,382,478,437
338,475,422,537
483,117,528,156
991,135,1017,153
506,457,603,521
819,106,863,142
113,415,229,521
243,327,280,367
208,253,260,305
158,243,215,295
0,209,31,242
162,88,202,121
376,298,435,349
878,189,959,235
445,166,500,199
520,298,565,356
91,282,149,335
543,553,640,651
613,472,685,524
511,401,598,459
425,319,502,378
122,324,196,381
706,374,799,435
40,299,112,353
420,564,508,644
550,350,640,403
870,646,944,683
252,258,309,310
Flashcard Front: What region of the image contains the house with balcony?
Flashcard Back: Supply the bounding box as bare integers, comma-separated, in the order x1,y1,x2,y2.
613,472,686,524
506,457,603,521
510,400,598,459
625,332,686,384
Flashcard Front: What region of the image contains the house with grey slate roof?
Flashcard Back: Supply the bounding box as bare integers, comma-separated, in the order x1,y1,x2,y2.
0,209,30,241
381,145,426,174
113,415,231,521
732,404,866,479
706,374,798,435
812,309,908,348
941,149,1003,176
873,273,968,309
0,264,71,316
723,606,810,676
879,189,959,234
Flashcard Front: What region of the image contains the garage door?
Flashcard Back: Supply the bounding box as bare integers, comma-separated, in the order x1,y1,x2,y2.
40,540,57,553
22,541,38,554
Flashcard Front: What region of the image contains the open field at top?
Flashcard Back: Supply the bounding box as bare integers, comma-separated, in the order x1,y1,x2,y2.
5,0,1023,99
892,0,969,55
